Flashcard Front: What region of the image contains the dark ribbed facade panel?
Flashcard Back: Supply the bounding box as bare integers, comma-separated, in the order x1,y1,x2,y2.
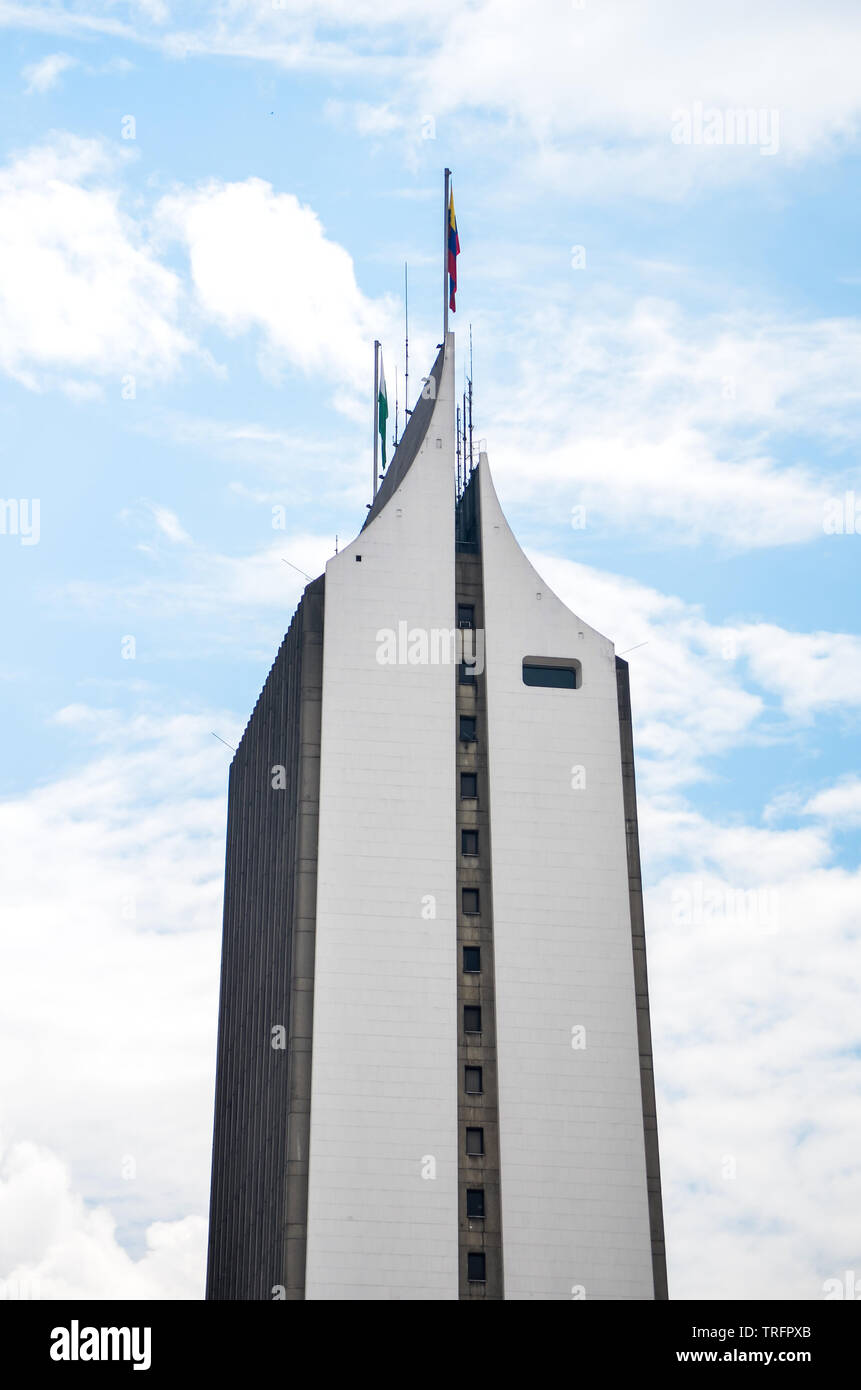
616,656,669,1301
456,556,504,1299
456,473,504,1299
206,576,324,1301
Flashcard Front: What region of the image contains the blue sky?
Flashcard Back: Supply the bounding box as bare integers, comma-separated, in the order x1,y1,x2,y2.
0,0,860,1300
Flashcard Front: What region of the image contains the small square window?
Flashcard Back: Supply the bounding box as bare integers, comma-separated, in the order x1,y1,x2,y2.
467,1252,486,1283
460,772,477,799
462,888,480,915
458,605,475,629
464,1005,482,1034
463,946,481,973
355,554,362,562
466,1189,485,1219
459,661,476,685
465,1127,484,1156
459,715,477,742
461,829,479,857
465,1066,483,1094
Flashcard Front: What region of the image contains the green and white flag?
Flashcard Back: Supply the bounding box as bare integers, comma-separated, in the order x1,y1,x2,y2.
378,354,388,467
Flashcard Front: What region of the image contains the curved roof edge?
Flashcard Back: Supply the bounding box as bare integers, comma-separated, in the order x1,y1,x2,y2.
362,337,448,530
477,449,615,651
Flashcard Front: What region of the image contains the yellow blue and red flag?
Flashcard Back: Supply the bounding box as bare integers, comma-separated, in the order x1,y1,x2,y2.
448,189,460,312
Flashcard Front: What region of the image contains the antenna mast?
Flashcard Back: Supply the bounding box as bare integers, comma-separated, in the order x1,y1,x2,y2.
456,403,462,498
404,262,410,422
468,323,474,475
394,364,399,446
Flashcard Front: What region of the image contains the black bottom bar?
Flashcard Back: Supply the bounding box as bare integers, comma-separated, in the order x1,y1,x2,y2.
11,1298,856,1376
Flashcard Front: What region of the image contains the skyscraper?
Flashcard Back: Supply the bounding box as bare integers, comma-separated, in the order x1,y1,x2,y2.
206,290,666,1302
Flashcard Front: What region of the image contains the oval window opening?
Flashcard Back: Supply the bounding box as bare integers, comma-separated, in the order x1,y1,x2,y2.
522,659,580,689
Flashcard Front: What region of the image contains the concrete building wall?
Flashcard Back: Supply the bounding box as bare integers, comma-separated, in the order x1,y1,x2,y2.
616,656,669,1299
206,579,323,1300
305,335,460,1299
478,457,655,1300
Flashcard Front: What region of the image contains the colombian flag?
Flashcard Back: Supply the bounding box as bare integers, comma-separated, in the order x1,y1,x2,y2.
448,189,460,312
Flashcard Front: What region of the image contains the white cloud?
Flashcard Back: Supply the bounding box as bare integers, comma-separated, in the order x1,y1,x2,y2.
151,411,345,462
0,136,395,403
325,99,404,137
0,3,141,43
60,377,104,402
63,533,331,628
412,0,861,195
646,851,861,1298
131,0,168,21
527,552,861,790
0,134,194,392
0,135,424,410
156,176,397,405
0,136,397,405
6,3,861,193
490,299,861,549
803,776,861,826
0,1140,205,1300
732,624,861,719
149,503,191,544
0,706,233,1285
642,802,831,881
23,52,77,93
99,55,135,73
7,3,860,194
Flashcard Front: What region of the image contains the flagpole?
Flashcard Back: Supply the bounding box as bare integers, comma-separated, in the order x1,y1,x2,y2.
373,339,380,501
443,167,450,338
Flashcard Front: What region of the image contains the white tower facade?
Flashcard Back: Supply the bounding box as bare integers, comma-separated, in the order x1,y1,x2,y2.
206,332,666,1302
306,335,460,1299
479,464,656,1299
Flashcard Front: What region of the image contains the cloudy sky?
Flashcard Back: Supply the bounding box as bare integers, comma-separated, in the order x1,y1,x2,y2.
1,0,860,1301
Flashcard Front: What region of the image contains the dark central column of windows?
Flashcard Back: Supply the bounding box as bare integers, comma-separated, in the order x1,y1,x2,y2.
455,535,504,1299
